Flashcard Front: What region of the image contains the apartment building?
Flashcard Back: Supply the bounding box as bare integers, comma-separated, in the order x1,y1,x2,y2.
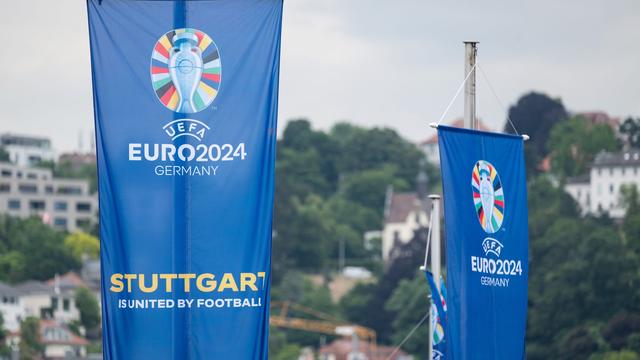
0,162,97,232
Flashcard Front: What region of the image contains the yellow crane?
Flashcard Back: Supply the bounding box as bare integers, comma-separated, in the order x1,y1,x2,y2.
269,301,377,352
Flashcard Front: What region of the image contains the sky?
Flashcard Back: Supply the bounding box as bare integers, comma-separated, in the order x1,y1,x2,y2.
1,0,639,152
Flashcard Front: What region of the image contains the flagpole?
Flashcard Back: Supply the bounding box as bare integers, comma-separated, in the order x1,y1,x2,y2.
464,41,478,130
429,194,441,360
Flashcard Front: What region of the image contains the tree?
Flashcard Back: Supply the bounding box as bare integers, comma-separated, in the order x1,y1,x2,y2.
620,118,640,148
603,313,640,350
0,216,80,283
75,287,101,335
64,232,100,261
503,92,568,173
342,165,408,213
558,326,600,360
0,147,9,162
19,317,43,360
385,272,430,357
548,116,619,178
0,312,9,357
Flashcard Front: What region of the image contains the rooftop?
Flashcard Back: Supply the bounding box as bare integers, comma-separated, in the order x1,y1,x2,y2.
566,174,590,185
593,150,640,167
384,191,425,224
0,281,19,297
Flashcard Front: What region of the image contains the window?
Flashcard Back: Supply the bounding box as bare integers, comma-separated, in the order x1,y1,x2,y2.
63,298,70,311
57,186,82,195
0,183,9,192
54,202,67,211
45,186,53,194
51,296,58,310
610,184,614,193
18,184,37,194
26,173,37,179
16,172,22,178
0,169,11,177
76,218,91,228
29,201,45,210
54,218,67,228
76,202,91,212
8,199,20,210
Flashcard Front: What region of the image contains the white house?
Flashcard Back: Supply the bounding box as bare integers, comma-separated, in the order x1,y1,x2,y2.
0,282,25,332
565,150,640,219
381,188,428,263
0,133,56,167
40,319,88,359
15,274,83,324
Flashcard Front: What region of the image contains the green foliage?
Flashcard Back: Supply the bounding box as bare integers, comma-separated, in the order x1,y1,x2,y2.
549,116,620,178
0,312,9,357
559,326,601,360
269,328,302,360
65,232,100,260
526,174,640,359
0,147,10,162
620,118,640,148
593,350,640,360
0,215,80,283
20,317,43,360
503,92,568,174
603,313,640,350
273,120,425,276
385,272,429,357
342,164,408,212
75,287,101,333
628,333,640,353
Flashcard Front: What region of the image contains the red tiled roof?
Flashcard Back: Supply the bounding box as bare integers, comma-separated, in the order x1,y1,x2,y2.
40,319,89,346
319,339,408,360
46,272,87,288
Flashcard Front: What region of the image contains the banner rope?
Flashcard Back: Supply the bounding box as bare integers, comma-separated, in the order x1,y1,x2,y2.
477,63,520,135
435,62,478,126
384,312,430,360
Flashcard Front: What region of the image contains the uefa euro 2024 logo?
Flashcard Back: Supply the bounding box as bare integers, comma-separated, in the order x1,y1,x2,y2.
472,160,504,234
151,28,221,113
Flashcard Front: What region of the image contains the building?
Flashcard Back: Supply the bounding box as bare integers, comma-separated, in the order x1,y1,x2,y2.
381,189,428,263
0,162,97,232
0,282,25,332
419,118,491,166
319,338,411,360
0,133,55,167
15,274,83,324
564,150,640,219
40,319,89,359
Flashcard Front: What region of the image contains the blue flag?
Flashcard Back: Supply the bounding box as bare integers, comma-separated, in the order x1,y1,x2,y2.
425,271,447,359
87,1,282,358
437,126,529,359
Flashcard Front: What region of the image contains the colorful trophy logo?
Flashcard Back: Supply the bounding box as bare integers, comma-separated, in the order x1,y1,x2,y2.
472,160,504,233
151,28,221,113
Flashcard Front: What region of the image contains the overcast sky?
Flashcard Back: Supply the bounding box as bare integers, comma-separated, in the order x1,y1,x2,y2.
1,0,639,152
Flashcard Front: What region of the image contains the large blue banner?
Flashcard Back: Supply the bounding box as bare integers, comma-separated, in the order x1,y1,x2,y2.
438,126,528,359
87,1,282,358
